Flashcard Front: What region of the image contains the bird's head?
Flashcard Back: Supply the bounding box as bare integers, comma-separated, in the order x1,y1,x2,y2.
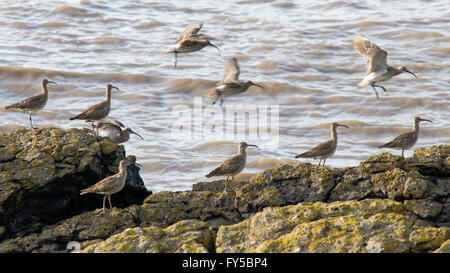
42,79,57,86
244,80,265,90
107,84,120,93
415,116,432,124
397,66,417,78
124,127,144,140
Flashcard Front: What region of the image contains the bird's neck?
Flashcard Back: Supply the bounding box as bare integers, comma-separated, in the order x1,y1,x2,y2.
119,163,128,175
388,66,402,76
414,120,420,133
238,146,246,157
41,83,48,96
121,130,130,142
106,88,111,102
331,126,338,142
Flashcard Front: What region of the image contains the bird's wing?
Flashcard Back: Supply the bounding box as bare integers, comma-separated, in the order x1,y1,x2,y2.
352,36,388,74
5,94,45,110
176,22,203,43
97,123,122,138
207,155,244,176
71,101,109,120
98,119,125,128
379,131,415,148
222,58,240,83
81,174,120,194
297,139,333,158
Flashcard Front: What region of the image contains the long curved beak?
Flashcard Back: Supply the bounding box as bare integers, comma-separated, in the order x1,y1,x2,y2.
247,144,258,148
337,124,350,129
405,69,417,78
112,86,120,93
208,42,221,54
419,118,433,124
130,129,144,140
48,81,57,85
251,83,265,90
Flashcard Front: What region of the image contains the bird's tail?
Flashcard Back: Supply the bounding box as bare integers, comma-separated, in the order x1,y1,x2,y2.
69,113,85,120
378,142,390,149
80,185,95,195
203,88,218,100
205,166,222,178
357,79,370,89
295,151,313,158
164,44,179,54
5,102,22,110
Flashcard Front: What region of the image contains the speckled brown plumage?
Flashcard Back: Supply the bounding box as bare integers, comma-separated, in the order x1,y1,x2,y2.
5,79,56,128
206,142,258,191
352,36,417,99
295,122,349,167
379,116,432,157
204,57,264,105
80,159,131,214
70,84,118,121
165,22,219,68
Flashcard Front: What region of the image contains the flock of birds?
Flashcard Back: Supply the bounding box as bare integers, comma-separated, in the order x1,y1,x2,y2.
3,22,435,214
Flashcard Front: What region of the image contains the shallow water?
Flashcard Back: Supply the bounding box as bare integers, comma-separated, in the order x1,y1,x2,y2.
0,0,449,192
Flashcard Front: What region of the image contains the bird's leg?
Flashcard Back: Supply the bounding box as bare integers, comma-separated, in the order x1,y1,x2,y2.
102,195,107,215
212,95,218,105
174,53,178,69
95,121,100,136
29,112,33,129
371,84,380,100
318,159,322,167
401,150,404,158
373,84,387,93
224,176,229,192
108,194,113,209
219,95,224,106
323,158,327,167
90,121,96,135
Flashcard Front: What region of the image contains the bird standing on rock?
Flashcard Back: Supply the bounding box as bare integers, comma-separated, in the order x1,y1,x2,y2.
5,79,57,128
352,36,417,99
69,84,119,133
379,116,432,157
206,142,258,192
80,159,134,215
295,122,349,167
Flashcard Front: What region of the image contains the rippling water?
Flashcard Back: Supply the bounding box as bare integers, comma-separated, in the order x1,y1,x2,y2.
0,0,449,192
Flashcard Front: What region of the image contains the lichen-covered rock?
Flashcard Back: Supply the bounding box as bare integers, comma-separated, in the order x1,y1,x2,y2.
82,220,214,253
409,227,450,252
413,145,450,176
0,128,150,242
139,190,241,229
433,239,450,253
404,200,442,220
216,199,436,253
0,207,139,253
216,199,413,252
0,143,448,253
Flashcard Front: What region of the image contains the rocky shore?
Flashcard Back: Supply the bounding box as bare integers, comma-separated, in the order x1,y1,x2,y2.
0,128,449,253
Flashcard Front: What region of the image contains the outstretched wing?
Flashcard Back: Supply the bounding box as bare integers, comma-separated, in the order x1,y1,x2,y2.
222,58,240,84
352,36,388,74
176,22,203,43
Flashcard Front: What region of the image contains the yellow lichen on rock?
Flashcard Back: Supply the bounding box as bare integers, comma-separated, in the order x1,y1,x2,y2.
216,199,434,253
82,220,214,253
